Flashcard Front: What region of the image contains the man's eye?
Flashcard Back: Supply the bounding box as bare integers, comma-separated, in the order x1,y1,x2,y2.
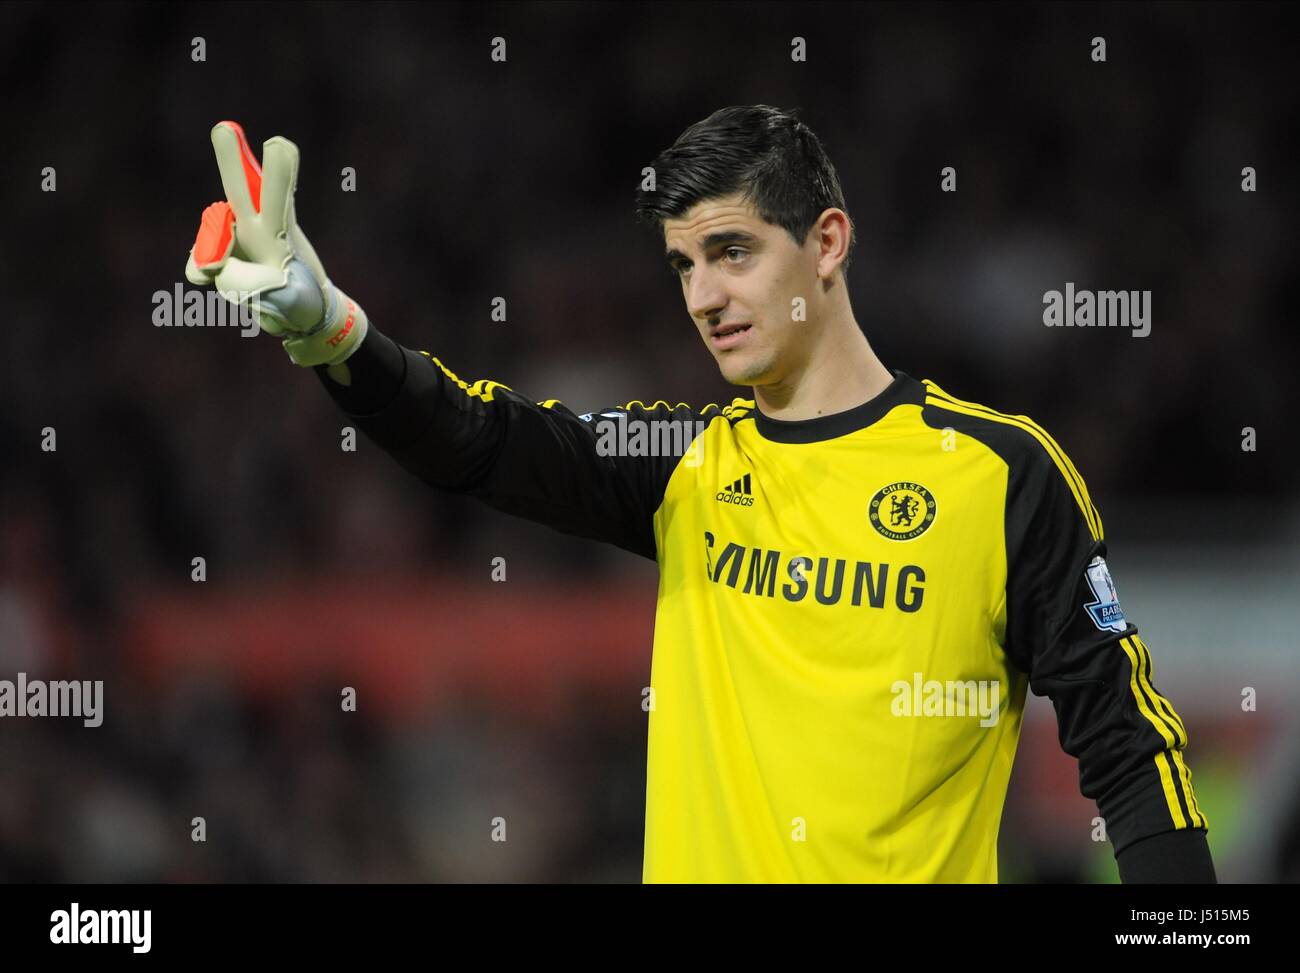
671,249,745,277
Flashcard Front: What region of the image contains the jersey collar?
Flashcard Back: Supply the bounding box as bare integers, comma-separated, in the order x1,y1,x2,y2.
752,369,924,444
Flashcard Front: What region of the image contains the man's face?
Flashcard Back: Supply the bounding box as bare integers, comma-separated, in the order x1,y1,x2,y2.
663,192,821,387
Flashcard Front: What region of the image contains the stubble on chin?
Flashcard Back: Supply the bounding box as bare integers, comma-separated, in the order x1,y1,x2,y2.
721,350,776,387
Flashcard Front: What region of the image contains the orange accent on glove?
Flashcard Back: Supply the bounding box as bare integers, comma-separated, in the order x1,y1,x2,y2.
215,119,262,212
191,201,236,268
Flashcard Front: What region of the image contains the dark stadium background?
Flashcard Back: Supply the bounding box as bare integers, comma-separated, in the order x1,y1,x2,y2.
1,1,1296,882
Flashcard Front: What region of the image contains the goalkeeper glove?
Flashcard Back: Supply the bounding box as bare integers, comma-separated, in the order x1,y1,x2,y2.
184,121,368,367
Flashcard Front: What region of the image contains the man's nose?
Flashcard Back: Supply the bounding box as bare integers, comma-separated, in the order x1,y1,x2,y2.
685,266,727,322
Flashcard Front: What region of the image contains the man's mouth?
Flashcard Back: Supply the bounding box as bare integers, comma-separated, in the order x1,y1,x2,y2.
711,323,751,349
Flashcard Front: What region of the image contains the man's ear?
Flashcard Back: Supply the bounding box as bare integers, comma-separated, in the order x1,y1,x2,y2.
813,208,852,280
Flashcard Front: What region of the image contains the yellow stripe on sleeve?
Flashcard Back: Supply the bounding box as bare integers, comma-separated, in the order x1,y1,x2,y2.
429,357,512,402
923,382,1103,541
1119,637,1206,829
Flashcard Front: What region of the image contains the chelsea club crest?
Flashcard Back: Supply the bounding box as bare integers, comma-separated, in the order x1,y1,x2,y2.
868,482,937,541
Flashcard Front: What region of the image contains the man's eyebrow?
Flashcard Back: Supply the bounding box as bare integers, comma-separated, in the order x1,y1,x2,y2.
664,230,760,265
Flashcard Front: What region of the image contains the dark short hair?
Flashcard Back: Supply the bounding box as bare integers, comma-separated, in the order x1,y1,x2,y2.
635,105,856,273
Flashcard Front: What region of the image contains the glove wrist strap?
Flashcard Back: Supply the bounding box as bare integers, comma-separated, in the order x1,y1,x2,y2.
282,285,369,367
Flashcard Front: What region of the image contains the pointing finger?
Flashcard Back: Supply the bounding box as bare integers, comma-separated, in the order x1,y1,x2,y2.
259,136,299,239
210,120,262,221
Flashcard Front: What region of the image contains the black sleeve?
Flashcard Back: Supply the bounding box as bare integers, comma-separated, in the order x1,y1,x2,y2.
1001,429,1211,863
312,325,715,560
1116,827,1217,884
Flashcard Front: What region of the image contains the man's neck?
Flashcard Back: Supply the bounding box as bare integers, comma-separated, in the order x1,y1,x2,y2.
753,320,895,421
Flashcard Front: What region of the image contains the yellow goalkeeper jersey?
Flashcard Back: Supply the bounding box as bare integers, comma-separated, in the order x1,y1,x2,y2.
324,328,1207,883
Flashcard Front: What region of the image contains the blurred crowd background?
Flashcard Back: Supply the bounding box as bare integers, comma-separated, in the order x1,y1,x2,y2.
1,1,1296,882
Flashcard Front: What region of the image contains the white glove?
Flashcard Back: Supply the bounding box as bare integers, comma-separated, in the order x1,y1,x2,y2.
184,121,368,366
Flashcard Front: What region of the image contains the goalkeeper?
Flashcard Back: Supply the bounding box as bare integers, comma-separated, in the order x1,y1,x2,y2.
184,112,1216,884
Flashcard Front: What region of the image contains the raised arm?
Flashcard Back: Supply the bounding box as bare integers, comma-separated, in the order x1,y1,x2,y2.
182,121,713,559
313,325,713,559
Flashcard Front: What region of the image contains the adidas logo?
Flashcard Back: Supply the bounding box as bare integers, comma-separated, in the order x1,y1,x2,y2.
716,472,756,507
